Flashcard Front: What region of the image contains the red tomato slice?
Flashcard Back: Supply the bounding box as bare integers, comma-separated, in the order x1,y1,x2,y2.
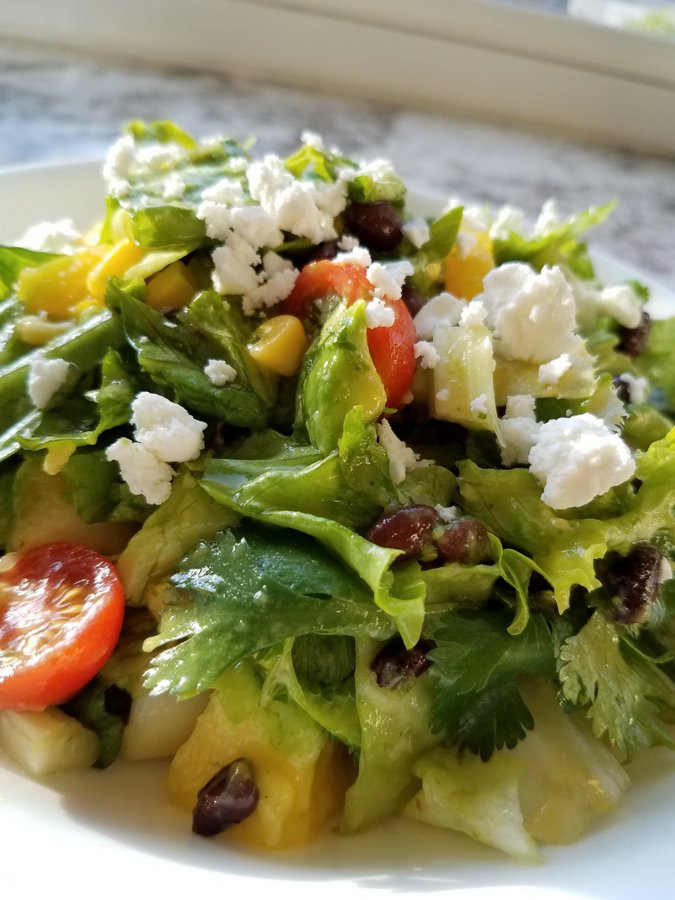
283,260,416,409
0,543,125,711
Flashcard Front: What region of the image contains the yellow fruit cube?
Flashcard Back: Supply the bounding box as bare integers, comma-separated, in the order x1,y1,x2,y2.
168,665,352,849
86,239,145,301
146,261,197,311
17,247,107,319
444,228,495,300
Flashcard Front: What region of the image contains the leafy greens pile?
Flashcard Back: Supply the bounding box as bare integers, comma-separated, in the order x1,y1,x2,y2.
1,121,675,857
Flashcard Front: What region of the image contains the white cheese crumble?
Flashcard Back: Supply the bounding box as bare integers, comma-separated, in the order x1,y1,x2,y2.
366,260,414,301
413,292,464,340
365,298,396,329
533,198,560,235
470,393,489,416
102,135,136,198
376,419,432,485
334,245,372,267
200,177,247,208
596,284,643,329
402,218,430,249
619,372,649,405
105,438,174,506
211,237,261,296
478,263,581,364
27,356,71,410
499,394,540,467
337,235,360,252
538,353,572,387
204,359,237,386
435,504,458,524
248,153,346,244
131,392,207,463
489,204,525,240
162,172,187,201
414,340,440,369
241,252,299,317
18,219,81,254
528,413,636,510
460,300,487,327
301,130,325,151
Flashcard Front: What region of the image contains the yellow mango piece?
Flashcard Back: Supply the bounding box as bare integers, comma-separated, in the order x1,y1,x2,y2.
248,315,307,377
168,666,352,849
444,228,495,300
17,247,107,319
86,239,145,301
146,261,197,311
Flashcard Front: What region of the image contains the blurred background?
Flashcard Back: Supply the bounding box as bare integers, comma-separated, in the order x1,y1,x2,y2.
0,0,673,283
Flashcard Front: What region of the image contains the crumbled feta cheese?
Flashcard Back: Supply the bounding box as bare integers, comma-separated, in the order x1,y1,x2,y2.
376,419,432,485
618,372,649,405
489,204,525,240
534,198,560,235
346,158,399,185
337,235,359,252
470,393,489,416
528,413,636,509
402,218,430,249
135,143,186,172
27,356,71,409
200,176,246,208
499,395,540,467
102,134,135,198
199,202,283,248
131,392,207,463
435,504,458,524
367,261,414,301
224,155,249,174
479,263,581,363
105,438,174,506
414,340,439,369
505,394,536,420
19,219,81,254
204,359,237,386
241,252,298,316
334,245,372,267
413,292,464,340
162,172,186,201
248,154,346,243
436,388,450,403
301,130,325,150
454,202,489,233
596,284,643,329
538,353,572,387
460,300,487,327
365,298,396,329
211,236,261,296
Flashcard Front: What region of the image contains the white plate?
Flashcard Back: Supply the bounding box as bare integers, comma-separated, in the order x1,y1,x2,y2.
0,161,674,900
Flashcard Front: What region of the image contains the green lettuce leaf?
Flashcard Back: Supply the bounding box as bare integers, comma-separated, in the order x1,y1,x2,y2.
408,207,463,296
0,246,60,300
635,318,675,415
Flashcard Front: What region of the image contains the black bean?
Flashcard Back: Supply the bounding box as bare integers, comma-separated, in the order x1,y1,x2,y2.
192,758,259,837
344,201,403,252
617,311,651,358
103,684,132,725
306,240,340,263
366,504,440,561
401,283,425,317
605,542,662,625
370,636,435,689
435,518,490,566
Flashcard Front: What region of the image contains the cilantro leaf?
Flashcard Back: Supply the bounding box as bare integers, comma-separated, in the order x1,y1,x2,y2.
558,611,675,758
426,611,555,760
143,525,393,695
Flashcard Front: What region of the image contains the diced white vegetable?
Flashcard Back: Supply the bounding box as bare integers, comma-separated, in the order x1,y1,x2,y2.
120,690,210,761
0,707,98,777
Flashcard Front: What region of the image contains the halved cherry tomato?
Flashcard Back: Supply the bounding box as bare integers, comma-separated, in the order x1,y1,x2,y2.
0,543,125,711
283,260,417,409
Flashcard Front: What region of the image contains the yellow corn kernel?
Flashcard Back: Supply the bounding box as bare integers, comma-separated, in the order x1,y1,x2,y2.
17,247,107,319
146,261,197,311
248,315,307,377
444,228,495,300
86,239,145,301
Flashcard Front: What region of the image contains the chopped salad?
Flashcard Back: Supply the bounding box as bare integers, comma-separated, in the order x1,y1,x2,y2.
0,121,674,858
